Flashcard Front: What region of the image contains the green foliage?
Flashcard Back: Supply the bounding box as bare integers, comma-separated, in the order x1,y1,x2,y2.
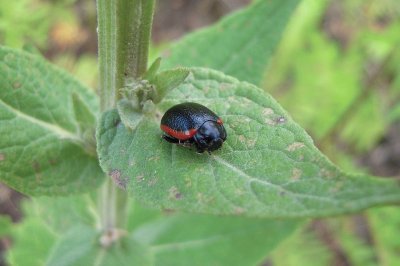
7,195,300,266
0,215,12,237
98,67,400,218
161,0,300,86
271,217,381,266
133,214,299,266
0,46,104,195
148,68,190,103
116,66,189,131
2,0,400,265
272,209,400,266
0,1,50,48
53,55,99,90
271,226,331,266
264,0,400,154
369,207,400,265
7,218,57,266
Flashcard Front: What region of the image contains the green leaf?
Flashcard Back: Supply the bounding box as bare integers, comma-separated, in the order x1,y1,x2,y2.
162,0,300,86
389,102,400,122
47,217,299,266
271,225,331,266
45,224,151,266
97,68,400,218
117,98,145,131
0,215,12,237
263,0,400,153
144,57,161,80
7,195,301,266
72,92,97,156
368,206,400,265
7,218,57,266
272,216,378,266
133,214,300,266
72,93,97,135
149,68,190,103
27,195,99,233
0,46,104,195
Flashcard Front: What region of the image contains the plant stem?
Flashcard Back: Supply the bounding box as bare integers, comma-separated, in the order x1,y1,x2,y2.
98,0,155,110
97,0,117,110
96,0,155,237
100,178,116,231
117,0,155,81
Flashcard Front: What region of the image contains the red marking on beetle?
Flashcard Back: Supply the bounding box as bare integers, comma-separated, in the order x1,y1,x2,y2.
161,124,197,140
217,118,223,125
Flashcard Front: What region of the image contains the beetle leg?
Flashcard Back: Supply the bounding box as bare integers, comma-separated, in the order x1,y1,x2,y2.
195,144,206,153
162,134,180,144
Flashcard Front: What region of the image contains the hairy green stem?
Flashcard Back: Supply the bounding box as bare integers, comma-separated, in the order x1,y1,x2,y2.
96,0,155,237
117,0,155,81
97,0,117,110
98,0,155,110
100,178,116,231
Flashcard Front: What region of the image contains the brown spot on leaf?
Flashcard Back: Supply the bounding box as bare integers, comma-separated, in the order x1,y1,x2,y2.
148,178,157,186
32,161,42,183
129,159,136,167
276,116,286,124
265,118,275,125
229,121,240,129
247,139,256,148
162,209,175,215
13,81,22,89
184,178,192,187
32,161,41,173
149,156,160,162
235,189,244,196
287,142,305,152
136,174,144,182
292,168,302,180
237,134,256,148
196,193,214,204
109,169,120,180
220,83,233,91
330,181,344,193
247,57,253,66
109,169,127,189
48,158,58,165
321,168,336,179
0,153,5,162
168,186,182,200
265,116,286,126
235,207,245,214
262,108,274,116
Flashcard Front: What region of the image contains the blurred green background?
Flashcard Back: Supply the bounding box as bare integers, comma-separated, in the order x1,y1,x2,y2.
1,0,399,265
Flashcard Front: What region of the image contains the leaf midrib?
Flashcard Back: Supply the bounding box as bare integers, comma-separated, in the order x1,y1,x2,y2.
0,99,81,143
212,155,338,203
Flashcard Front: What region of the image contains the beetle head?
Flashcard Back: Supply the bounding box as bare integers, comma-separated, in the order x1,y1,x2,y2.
194,121,227,152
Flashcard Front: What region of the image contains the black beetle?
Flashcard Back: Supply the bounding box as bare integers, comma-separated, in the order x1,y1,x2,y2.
160,102,227,153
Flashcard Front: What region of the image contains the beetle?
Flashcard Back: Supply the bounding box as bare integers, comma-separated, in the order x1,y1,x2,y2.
160,102,227,153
